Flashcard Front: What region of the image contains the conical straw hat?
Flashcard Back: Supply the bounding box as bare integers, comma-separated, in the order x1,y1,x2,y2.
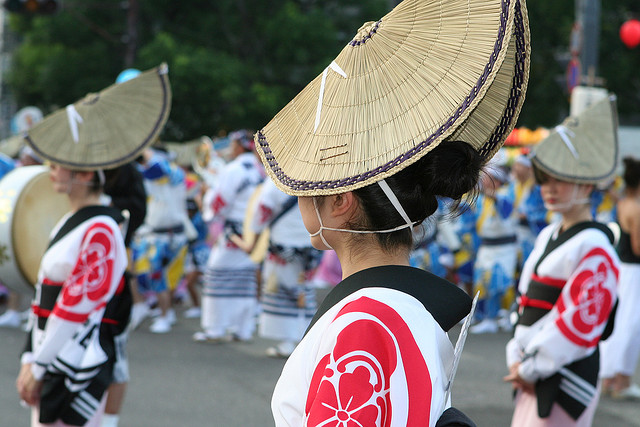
257,0,531,196
25,63,171,171
531,95,618,184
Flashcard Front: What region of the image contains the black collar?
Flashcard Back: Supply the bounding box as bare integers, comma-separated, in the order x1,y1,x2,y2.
48,205,124,249
306,265,472,335
535,221,614,274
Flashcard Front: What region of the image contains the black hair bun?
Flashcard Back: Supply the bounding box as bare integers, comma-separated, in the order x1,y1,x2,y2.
421,140,483,200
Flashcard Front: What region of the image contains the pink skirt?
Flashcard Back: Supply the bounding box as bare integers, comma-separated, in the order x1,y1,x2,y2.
510,388,599,427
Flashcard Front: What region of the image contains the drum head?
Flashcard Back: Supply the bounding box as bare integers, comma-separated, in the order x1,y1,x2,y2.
0,166,70,293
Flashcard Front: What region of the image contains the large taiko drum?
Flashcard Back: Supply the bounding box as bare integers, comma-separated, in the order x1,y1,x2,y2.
0,165,71,294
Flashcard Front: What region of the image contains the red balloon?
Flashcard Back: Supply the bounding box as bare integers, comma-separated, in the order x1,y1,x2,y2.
620,19,640,49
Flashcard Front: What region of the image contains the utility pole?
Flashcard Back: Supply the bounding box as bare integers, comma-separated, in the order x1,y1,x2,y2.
0,8,17,140
123,0,138,68
576,0,601,86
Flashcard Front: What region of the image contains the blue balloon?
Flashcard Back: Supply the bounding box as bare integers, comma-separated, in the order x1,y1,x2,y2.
116,68,141,84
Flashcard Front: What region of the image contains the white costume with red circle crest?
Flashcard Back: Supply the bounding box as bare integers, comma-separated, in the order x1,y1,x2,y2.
22,207,128,425
506,221,619,425
271,265,472,427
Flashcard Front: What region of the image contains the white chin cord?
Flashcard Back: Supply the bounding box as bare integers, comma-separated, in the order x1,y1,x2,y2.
544,185,590,212
309,179,417,250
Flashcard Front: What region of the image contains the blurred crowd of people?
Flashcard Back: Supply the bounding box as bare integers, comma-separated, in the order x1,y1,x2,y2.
1,128,638,423
0,131,636,360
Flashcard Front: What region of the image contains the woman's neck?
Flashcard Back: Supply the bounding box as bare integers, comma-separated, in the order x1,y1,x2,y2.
624,186,640,200
334,239,410,280
69,193,101,212
560,204,593,231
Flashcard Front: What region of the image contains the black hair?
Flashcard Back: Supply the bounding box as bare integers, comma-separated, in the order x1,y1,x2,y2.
622,156,640,190
347,140,483,251
532,163,550,185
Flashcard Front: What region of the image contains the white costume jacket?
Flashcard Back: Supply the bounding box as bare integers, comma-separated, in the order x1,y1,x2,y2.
23,206,128,425
272,265,472,426
506,221,619,419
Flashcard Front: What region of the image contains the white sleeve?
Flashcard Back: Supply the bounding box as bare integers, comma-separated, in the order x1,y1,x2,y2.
518,243,619,382
206,163,240,220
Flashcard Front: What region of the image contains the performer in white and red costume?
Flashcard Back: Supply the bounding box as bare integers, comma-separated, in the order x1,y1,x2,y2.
504,96,621,426
16,64,170,427
253,0,531,425
194,130,265,342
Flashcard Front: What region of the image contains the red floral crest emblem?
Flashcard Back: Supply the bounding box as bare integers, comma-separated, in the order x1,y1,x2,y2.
305,297,432,426
556,248,616,347
61,224,115,307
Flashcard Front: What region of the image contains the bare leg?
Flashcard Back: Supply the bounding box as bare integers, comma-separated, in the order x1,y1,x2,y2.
185,271,201,308
105,383,127,415
157,290,171,317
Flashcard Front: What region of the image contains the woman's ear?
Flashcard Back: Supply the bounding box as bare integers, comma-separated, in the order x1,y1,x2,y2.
75,171,95,184
329,192,357,218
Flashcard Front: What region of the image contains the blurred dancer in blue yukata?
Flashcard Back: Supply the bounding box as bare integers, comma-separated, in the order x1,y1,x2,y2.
410,202,447,278
504,154,548,319
442,198,481,297
180,172,211,320
194,130,265,343
471,158,519,334
130,147,190,333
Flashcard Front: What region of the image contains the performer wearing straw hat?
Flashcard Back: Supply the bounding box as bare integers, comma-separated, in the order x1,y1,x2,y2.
255,0,530,424
470,157,519,334
15,64,170,427
504,96,620,426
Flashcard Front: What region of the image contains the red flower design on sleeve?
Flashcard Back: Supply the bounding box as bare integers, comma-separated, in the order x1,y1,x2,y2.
305,297,432,426
556,248,617,347
59,223,116,309
211,194,226,215
258,205,274,225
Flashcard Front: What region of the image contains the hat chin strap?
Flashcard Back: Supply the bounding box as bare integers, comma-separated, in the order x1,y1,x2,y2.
544,184,590,212
308,179,417,250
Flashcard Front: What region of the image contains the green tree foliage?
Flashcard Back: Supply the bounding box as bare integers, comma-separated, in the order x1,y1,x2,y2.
517,0,640,127
5,0,640,142
6,0,388,140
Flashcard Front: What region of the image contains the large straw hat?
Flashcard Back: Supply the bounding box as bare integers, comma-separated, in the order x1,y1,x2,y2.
257,0,531,196
531,95,618,184
25,64,171,171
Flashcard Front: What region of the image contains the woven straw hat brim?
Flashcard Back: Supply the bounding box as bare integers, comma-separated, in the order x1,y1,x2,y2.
531,96,618,184
164,136,210,168
0,134,25,158
257,0,530,196
25,64,171,171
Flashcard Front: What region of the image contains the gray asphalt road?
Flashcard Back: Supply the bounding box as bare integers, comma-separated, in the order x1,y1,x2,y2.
1,304,638,427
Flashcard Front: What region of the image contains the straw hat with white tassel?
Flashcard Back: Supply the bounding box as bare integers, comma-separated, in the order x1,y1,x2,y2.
531,95,619,184
24,63,171,171
256,0,531,196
